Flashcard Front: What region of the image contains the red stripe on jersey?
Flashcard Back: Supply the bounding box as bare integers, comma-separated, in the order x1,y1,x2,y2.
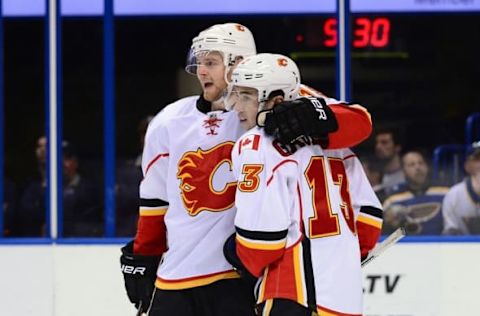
356,220,381,259
297,183,306,233
266,159,298,186
343,154,356,161
133,213,167,256
145,153,169,175
327,104,372,149
317,304,362,316
236,241,285,277
261,246,300,303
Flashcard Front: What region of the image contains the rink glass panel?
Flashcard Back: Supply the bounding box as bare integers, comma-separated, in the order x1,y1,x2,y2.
1,13,480,240
3,18,46,238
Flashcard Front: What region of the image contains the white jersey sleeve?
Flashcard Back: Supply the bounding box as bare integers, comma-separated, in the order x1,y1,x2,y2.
133,110,170,256
341,149,383,258
140,116,169,202
232,131,299,276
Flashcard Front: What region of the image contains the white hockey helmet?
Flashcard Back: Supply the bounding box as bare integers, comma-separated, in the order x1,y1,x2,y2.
185,23,257,74
226,53,301,110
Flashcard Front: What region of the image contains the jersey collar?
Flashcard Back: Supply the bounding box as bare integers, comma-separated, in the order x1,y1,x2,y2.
196,94,212,114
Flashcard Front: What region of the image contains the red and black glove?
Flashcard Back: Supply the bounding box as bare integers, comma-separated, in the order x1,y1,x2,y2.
261,97,338,146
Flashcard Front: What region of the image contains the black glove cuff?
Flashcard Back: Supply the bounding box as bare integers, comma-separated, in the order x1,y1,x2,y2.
223,234,256,282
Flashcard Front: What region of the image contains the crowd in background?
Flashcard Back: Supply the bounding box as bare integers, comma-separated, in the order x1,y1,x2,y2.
363,128,480,236
2,119,480,238
2,115,153,238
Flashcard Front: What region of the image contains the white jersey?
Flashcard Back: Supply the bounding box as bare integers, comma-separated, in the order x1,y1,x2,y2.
442,179,480,234
139,96,244,289
232,127,382,315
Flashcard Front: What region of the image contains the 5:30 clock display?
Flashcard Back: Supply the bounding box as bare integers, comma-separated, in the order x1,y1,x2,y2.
323,17,391,48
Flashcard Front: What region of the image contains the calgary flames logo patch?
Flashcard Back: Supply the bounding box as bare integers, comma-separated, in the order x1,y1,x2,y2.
277,58,288,67
203,114,223,136
177,142,237,216
235,24,246,32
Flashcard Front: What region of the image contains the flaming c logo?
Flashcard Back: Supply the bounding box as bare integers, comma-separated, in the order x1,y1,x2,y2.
235,24,246,32
277,58,288,67
177,142,237,216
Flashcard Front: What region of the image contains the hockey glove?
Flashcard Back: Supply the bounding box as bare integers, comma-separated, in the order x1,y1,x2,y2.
120,240,161,313
261,97,338,146
223,233,257,284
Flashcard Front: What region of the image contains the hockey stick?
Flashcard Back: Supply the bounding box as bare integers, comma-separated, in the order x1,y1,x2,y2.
135,301,145,316
361,227,406,267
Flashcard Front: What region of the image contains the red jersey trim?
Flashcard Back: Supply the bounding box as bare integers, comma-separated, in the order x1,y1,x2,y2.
317,304,362,316
134,214,167,255
343,154,356,161
266,159,298,186
145,153,169,175
327,104,372,149
357,214,382,229
257,243,306,307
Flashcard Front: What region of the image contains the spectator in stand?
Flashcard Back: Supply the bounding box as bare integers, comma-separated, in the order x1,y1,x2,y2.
374,127,405,194
17,135,48,236
62,141,103,237
361,154,387,202
443,142,480,235
116,115,153,237
382,149,449,235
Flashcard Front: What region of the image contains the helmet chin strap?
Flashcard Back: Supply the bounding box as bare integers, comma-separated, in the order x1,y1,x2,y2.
224,65,234,85
215,67,235,111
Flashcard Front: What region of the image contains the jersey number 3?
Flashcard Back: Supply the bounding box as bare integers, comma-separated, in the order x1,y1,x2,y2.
305,157,355,238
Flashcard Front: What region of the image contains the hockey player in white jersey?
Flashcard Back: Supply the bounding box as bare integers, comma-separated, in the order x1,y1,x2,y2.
119,23,377,316
225,53,384,315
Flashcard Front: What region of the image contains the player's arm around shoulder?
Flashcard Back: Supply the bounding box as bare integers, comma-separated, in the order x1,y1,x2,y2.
325,101,372,149
300,84,372,149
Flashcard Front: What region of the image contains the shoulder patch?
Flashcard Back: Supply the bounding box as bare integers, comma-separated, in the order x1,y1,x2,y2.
238,134,261,155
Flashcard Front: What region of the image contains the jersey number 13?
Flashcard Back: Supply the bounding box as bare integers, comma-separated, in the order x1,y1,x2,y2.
305,157,355,239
